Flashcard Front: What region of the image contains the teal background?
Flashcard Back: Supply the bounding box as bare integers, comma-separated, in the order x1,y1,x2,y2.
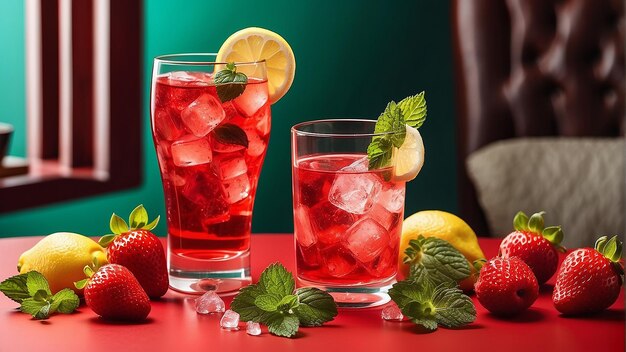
0,0,457,237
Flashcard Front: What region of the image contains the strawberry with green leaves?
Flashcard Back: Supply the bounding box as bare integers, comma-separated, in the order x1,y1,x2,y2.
76,262,151,321
99,205,168,298
499,211,565,284
553,235,624,315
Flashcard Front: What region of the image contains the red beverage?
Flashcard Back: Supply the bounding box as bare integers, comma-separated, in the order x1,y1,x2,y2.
292,154,404,285
151,72,270,262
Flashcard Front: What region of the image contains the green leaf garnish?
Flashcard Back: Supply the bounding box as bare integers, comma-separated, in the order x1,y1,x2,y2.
101,205,160,247
213,123,249,148
0,273,30,303
214,62,248,102
403,236,470,286
398,92,427,129
389,280,476,331
293,287,338,327
230,263,337,338
512,210,565,249
367,92,427,170
0,271,80,320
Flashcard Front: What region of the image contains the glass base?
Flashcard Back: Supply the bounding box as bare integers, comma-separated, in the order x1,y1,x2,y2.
168,250,251,295
298,276,395,308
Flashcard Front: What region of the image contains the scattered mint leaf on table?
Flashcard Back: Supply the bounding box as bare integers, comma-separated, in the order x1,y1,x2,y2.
230,263,337,338
389,236,476,331
214,62,248,102
0,271,79,320
367,92,427,170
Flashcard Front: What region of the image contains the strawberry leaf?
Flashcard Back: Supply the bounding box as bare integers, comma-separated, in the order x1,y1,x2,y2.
527,211,545,234
513,211,529,231
542,226,563,246
142,215,160,231
110,213,129,234
98,234,117,248
129,204,149,229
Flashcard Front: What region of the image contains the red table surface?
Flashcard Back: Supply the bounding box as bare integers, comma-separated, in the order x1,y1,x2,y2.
0,235,623,352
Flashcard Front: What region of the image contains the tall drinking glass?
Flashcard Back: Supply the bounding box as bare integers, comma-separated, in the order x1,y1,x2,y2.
151,54,270,294
291,119,405,308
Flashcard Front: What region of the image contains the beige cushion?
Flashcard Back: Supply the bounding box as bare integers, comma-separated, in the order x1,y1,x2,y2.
466,138,625,248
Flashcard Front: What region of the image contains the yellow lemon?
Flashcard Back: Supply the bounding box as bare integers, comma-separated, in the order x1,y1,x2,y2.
399,210,485,291
17,232,108,295
392,125,425,182
216,27,295,103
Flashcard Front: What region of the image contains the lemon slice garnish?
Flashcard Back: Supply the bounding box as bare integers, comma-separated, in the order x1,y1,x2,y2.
392,125,425,181
216,27,295,104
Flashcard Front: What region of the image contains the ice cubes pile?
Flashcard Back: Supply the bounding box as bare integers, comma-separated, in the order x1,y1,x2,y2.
154,74,271,227
296,156,406,278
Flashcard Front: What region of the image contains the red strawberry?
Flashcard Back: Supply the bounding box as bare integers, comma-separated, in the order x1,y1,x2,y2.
76,263,151,321
553,235,624,315
99,205,168,298
499,211,565,284
475,257,539,316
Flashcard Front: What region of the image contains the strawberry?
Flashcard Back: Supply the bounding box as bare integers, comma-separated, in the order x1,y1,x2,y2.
553,235,624,315
75,263,151,321
475,257,539,316
99,205,168,298
499,211,565,284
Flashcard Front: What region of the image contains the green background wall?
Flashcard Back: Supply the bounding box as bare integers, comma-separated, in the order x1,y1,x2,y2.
0,0,457,237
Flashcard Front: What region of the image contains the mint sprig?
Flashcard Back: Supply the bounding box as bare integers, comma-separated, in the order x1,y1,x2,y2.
214,62,248,102
0,271,79,320
230,263,338,338
367,92,427,170
389,236,476,331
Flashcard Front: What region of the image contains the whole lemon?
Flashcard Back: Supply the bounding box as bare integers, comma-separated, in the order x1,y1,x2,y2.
17,232,108,295
399,210,485,291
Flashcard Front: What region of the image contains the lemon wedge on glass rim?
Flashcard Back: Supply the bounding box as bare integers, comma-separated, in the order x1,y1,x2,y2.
216,27,295,104
392,124,425,182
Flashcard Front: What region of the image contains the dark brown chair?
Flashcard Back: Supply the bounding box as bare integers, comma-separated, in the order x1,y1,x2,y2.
452,0,625,235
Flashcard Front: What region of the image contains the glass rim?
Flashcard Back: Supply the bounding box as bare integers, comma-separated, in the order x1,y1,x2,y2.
154,53,266,66
291,119,396,138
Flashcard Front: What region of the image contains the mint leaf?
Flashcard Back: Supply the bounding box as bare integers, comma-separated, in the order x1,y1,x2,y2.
255,293,282,312
110,213,129,234
129,204,149,229
231,285,268,322
0,273,30,303
431,284,476,328
367,138,393,170
265,312,300,338
214,62,248,102
259,263,295,298
26,271,51,297
20,298,50,319
404,236,470,286
50,289,79,314
293,287,338,327
213,124,249,148
398,92,427,129
277,294,299,313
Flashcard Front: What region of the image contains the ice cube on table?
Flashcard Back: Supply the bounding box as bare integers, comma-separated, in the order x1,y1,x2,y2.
181,94,225,137
329,162,382,214
222,173,250,204
294,206,317,248
246,321,262,336
378,185,405,213
323,247,357,278
216,154,247,179
195,291,225,314
381,303,404,321
220,310,240,330
344,218,390,263
154,107,183,141
233,82,269,117
171,136,212,167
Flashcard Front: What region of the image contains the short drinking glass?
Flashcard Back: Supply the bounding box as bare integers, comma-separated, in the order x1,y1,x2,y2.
151,54,270,294
291,119,405,308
